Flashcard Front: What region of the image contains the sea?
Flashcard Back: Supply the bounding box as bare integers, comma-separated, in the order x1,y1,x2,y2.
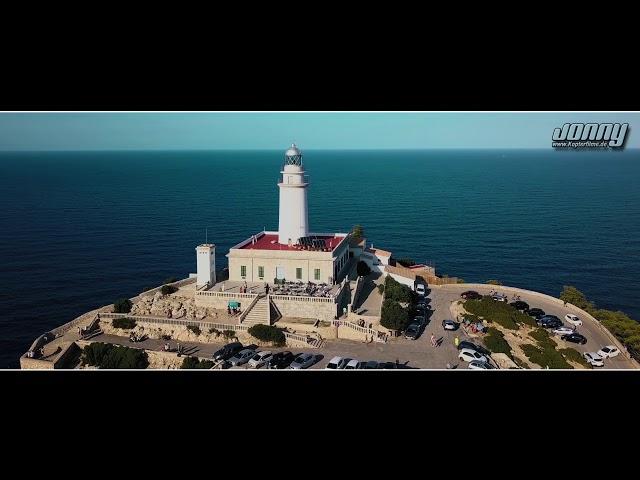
1,149,639,368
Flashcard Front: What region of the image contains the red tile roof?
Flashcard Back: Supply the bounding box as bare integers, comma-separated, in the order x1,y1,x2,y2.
237,233,346,252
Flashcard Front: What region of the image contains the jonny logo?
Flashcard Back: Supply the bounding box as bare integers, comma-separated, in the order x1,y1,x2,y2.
552,123,629,149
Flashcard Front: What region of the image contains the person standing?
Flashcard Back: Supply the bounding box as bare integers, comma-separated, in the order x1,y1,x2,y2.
430,334,436,347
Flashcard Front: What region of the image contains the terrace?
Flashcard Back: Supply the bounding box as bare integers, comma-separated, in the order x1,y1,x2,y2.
208,280,342,298
234,232,347,252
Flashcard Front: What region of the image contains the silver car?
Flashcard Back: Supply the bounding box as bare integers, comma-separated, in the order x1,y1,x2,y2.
228,348,256,367
289,353,316,369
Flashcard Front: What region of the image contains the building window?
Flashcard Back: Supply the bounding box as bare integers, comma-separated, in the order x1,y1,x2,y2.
258,266,264,279
241,265,247,278
314,268,320,281
296,268,302,280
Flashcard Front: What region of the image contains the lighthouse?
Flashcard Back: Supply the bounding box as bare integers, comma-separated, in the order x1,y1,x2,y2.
278,144,309,245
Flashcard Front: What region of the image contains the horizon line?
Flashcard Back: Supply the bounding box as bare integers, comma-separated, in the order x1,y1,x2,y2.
1,147,638,153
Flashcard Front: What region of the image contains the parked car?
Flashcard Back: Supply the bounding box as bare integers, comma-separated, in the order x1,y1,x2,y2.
584,352,604,367
344,359,359,370
290,353,316,369
458,348,489,363
509,300,529,311
228,348,256,367
442,319,458,331
461,290,481,300
337,357,353,369
413,315,427,327
457,341,491,356
377,361,397,369
325,356,343,370
597,345,620,358
415,283,426,297
561,332,587,345
526,308,546,319
268,351,295,369
404,322,422,340
492,294,508,302
468,360,496,370
362,360,379,369
212,341,244,361
248,350,273,368
538,316,563,329
416,299,428,309
553,326,575,336
565,314,582,326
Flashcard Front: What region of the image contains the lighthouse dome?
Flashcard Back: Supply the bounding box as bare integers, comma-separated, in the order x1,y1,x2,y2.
285,143,302,157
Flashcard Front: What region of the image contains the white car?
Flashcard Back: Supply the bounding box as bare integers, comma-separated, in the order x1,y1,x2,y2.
415,284,426,296
344,359,359,370
458,348,489,363
565,314,582,326
492,294,508,302
325,356,343,370
597,345,620,359
248,350,273,368
553,326,575,336
584,352,604,367
468,360,496,370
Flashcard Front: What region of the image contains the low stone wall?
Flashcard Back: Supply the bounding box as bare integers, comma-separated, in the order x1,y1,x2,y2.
269,295,339,322
439,283,638,366
20,341,81,370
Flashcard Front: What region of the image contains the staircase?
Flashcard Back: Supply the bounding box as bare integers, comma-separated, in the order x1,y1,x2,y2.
242,295,270,325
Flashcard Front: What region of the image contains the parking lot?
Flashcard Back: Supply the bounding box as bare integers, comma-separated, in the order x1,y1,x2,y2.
86,283,636,369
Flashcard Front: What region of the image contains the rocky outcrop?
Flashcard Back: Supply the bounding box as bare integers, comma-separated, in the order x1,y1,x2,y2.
131,292,212,320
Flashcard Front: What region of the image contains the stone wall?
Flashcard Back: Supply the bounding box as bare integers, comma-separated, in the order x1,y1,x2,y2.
270,295,338,321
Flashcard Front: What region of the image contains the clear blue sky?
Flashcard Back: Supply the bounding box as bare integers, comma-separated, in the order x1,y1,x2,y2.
0,112,637,150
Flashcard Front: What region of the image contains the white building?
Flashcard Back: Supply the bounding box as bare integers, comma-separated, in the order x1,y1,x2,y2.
225,144,352,285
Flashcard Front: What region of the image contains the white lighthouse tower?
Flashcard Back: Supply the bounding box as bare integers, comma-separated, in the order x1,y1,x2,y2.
278,144,309,245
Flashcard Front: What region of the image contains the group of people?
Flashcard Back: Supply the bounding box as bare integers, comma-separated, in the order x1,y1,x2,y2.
26,347,45,358
227,305,241,315
239,281,253,294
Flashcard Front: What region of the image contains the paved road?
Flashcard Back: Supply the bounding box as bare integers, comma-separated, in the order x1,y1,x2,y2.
434,284,636,369
85,283,635,370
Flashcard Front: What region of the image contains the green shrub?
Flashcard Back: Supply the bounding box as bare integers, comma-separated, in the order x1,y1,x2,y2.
112,317,136,329
377,284,385,294
483,327,512,357
82,342,148,369
208,327,221,336
161,285,178,295
559,285,594,310
248,324,286,346
187,325,201,336
515,311,538,327
486,280,502,285
161,334,171,341
357,261,371,277
351,224,364,241
521,344,571,369
397,258,416,267
180,356,215,369
384,276,415,304
113,298,132,313
223,330,236,340
529,328,557,349
463,297,519,330
380,299,411,331
559,348,591,368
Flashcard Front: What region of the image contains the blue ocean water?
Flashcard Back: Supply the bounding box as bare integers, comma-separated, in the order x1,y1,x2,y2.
1,149,639,368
